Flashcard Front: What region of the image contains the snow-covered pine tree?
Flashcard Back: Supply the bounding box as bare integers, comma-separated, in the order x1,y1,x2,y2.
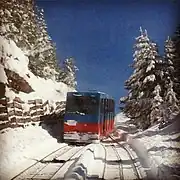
28,6,60,80
0,0,62,81
171,25,180,102
150,84,163,124
163,37,179,120
0,0,37,53
120,27,164,129
60,57,78,88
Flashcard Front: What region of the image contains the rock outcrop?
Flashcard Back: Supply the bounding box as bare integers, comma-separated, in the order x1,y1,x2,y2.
5,68,34,94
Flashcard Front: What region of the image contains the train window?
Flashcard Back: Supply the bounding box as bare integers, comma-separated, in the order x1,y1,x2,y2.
107,99,113,112
107,99,110,112
109,99,112,112
110,99,113,112
100,98,115,113
109,99,111,112
104,99,108,113
112,100,115,112
66,95,99,114
100,99,104,112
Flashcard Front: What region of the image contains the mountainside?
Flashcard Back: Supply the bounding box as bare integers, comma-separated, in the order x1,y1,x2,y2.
0,35,75,129
0,0,77,129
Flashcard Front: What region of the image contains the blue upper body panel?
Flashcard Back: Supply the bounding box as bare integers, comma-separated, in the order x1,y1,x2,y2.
65,92,101,123
64,113,99,123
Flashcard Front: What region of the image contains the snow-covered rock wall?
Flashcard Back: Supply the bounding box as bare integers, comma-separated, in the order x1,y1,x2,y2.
0,36,75,128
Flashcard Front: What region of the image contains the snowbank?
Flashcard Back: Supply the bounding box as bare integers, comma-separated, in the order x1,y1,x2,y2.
115,112,180,179
64,144,95,180
0,124,64,179
0,36,29,77
134,117,180,179
115,112,138,133
115,112,130,123
64,143,106,180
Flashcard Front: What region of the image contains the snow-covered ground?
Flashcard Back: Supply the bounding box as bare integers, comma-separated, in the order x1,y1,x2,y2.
115,112,138,133
0,112,179,180
115,112,180,179
115,112,131,123
135,124,180,179
0,123,64,179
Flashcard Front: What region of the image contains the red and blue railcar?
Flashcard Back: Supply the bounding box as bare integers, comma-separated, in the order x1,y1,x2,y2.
63,91,115,143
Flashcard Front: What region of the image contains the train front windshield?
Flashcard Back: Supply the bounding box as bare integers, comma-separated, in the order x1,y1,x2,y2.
66,94,99,114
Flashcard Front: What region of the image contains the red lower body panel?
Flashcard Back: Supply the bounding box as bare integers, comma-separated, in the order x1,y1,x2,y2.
64,122,99,133
64,119,114,136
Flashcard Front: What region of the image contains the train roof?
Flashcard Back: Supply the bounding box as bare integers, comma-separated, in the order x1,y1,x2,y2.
67,91,114,99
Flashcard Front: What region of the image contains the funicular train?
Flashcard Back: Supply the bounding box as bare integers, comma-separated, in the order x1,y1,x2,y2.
63,91,115,143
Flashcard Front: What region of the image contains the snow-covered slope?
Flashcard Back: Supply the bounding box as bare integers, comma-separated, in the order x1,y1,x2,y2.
0,35,76,178
133,115,180,179
0,36,74,104
0,123,64,179
115,112,180,179
115,112,130,123
115,112,138,133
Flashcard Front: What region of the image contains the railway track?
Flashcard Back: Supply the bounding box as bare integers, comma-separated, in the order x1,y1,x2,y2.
111,144,124,180
99,142,126,180
11,144,86,180
99,143,107,180
107,135,145,180
11,138,147,180
99,142,124,180
91,139,144,180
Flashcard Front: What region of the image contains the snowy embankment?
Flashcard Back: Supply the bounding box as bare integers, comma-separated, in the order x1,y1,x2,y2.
0,123,65,179
134,119,180,179
64,144,95,180
115,112,180,179
115,112,138,133
0,35,74,111
64,143,106,180
0,35,75,179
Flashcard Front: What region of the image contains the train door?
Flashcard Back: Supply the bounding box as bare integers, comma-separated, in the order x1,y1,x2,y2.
100,98,106,136
109,99,113,131
112,100,115,130
104,98,109,136
103,99,105,135
100,98,110,136
109,99,112,131
99,98,104,137
106,99,109,134
108,99,111,133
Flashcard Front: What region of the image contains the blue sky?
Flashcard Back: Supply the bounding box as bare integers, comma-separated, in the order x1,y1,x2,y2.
37,0,179,112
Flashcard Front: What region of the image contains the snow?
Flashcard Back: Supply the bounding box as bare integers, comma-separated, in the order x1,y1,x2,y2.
143,74,156,83
114,112,138,133
0,33,179,179
0,36,29,76
0,112,179,179
0,35,77,179
0,35,75,105
115,112,180,179
146,60,155,72
134,129,180,179
0,124,65,179
64,144,95,180
115,112,130,123
0,64,7,83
